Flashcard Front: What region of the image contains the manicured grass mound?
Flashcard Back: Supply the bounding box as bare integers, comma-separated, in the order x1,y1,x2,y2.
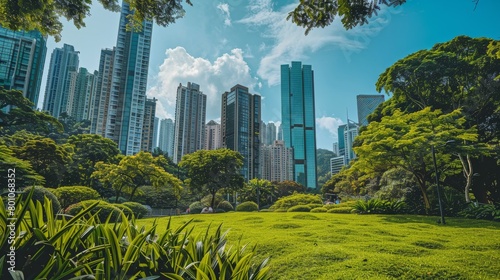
50,186,101,209
121,202,149,218
138,212,500,279
270,193,323,211
236,201,259,212
66,199,131,222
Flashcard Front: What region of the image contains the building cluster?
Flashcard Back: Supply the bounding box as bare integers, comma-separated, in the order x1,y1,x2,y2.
1,1,386,189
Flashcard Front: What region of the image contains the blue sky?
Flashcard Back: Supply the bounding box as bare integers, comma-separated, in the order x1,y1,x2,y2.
39,0,500,150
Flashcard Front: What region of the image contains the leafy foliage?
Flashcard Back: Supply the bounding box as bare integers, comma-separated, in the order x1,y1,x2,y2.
287,205,312,212
459,203,500,221
217,200,234,212
179,149,245,208
287,0,407,35
352,199,408,214
0,190,271,279
49,185,101,209
65,199,131,222
270,193,323,211
21,186,61,214
236,201,259,212
0,144,44,189
121,201,150,218
189,201,205,214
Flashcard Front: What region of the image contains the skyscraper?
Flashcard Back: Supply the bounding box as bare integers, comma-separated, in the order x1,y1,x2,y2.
266,122,277,145
260,140,293,182
67,67,95,121
152,117,159,149
141,98,157,152
281,61,318,188
159,118,175,158
90,48,114,136
356,94,384,126
0,27,47,107
173,82,207,163
204,120,222,150
337,120,359,166
43,44,79,117
221,84,261,181
105,2,153,155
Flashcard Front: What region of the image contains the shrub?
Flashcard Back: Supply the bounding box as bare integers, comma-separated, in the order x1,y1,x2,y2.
107,196,128,203
459,203,500,221
270,193,323,211
50,186,100,209
236,201,259,212
310,207,328,213
0,192,271,279
66,200,127,222
22,186,61,214
201,193,225,208
307,203,324,209
217,200,234,212
287,205,311,212
189,201,205,214
122,202,150,218
327,207,353,214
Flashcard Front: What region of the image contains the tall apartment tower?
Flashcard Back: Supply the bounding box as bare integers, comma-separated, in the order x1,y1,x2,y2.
43,44,79,117
356,94,384,126
281,61,318,188
204,120,222,150
141,98,157,152
266,122,277,145
260,140,293,183
173,82,207,163
67,67,95,121
90,48,115,136
152,117,159,149
105,2,153,155
159,118,175,158
0,27,47,107
221,84,261,181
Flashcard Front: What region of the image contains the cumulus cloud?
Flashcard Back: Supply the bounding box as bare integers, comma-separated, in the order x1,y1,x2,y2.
239,0,393,86
316,116,344,141
217,3,232,26
147,47,259,120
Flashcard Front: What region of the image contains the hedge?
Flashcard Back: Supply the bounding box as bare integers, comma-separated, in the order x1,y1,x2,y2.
50,186,100,209
236,201,259,212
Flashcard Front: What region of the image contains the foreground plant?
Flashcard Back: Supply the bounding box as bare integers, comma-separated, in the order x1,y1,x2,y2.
0,190,271,279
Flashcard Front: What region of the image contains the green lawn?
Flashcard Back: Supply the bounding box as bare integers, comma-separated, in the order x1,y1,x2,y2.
138,212,500,279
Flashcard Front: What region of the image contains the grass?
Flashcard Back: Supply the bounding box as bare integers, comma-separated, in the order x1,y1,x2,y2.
137,212,500,279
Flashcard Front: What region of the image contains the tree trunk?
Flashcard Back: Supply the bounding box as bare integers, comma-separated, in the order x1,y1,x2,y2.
458,154,473,203
414,175,431,212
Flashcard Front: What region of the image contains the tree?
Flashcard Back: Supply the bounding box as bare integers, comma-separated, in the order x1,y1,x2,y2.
287,0,407,35
0,89,62,135
240,179,273,209
274,180,307,198
64,134,120,186
9,136,73,187
0,144,44,190
372,36,500,203
317,148,335,187
179,149,244,209
92,151,182,201
352,107,479,211
0,0,193,42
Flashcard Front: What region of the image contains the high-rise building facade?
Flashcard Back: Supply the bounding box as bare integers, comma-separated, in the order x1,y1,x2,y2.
204,120,222,150
337,120,359,166
159,118,175,158
141,98,157,152
221,84,261,181
356,94,384,126
67,67,95,121
90,48,115,136
281,61,318,188
173,82,207,163
152,117,159,149
266,122,277,145
105,2,153,155
43,44,79,117
260,140,293,183
0,27,47,107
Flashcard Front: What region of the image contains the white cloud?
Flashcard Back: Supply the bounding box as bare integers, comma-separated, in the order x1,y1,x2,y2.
147,47,259,121
316,116,344,141
217,3,232,26
239,0,393,86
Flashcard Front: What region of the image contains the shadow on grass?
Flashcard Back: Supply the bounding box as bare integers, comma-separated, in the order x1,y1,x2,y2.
381,215,500,229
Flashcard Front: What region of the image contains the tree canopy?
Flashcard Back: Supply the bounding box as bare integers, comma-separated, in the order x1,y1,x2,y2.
179,149,244,209
0,0,193,41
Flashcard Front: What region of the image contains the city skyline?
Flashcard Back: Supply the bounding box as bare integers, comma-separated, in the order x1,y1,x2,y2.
35,1,499,150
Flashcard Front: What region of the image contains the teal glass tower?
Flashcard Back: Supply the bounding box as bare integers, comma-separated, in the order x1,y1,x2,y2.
281,61,317,188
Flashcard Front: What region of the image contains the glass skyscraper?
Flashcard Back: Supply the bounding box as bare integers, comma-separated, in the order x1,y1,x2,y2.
280,61,317,188
221,84,261,181
356,94,384,126
43,44,80,117
0,27,47,107
106,2,153,155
